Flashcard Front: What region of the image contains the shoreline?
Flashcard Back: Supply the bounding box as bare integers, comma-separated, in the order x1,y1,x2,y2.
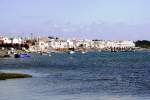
0,47,149,58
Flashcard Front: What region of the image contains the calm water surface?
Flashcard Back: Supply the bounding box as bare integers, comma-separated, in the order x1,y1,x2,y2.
0,51,150,100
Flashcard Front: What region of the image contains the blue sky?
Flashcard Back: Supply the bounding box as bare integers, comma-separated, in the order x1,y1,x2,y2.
0,0,150,40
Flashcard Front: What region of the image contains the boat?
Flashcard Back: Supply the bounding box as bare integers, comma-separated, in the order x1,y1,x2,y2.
81,51,87,54
40,52,52,56
68,51,75,54
40,53,47,56
14,53,30,58
47,51,52,56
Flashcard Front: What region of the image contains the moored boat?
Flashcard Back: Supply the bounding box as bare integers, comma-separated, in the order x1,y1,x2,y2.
68,51,75,54
81,51,87,54
40,52,47,56
14,53,30,58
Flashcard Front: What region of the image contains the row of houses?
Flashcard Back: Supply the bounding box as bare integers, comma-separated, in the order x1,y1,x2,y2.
0,36,135,51
30,37,135,52
0,36,24,44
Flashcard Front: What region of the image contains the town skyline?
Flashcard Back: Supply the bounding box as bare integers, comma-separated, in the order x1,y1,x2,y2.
0,0,150,40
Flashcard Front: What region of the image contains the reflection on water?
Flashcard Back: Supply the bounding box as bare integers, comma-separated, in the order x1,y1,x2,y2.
0,51,150,100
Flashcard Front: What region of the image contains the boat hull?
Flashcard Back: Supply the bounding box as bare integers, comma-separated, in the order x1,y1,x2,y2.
14,53,30,58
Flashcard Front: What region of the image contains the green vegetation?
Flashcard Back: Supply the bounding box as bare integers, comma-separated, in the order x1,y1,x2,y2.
0,72,32,80
16,49,31,53
135,40,150,48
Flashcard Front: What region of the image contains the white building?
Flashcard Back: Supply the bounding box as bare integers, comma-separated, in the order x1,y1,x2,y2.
0,37,24,44
0,37,11,44
11,38,23,44
67,40,74,48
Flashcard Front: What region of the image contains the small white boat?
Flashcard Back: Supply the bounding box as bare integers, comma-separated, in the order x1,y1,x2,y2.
41,53,47,56
48,53,52,56
47,51,52,56
40,51,52,56
81,51,87,54
68,51,75,54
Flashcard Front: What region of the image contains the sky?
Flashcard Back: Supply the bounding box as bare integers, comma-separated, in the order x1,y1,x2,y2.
0,0,150,40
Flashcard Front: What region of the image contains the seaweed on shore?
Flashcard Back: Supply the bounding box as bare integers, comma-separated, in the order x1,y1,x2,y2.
0,72,32,80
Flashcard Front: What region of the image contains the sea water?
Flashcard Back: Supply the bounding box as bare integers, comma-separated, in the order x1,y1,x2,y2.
0,51,150,100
